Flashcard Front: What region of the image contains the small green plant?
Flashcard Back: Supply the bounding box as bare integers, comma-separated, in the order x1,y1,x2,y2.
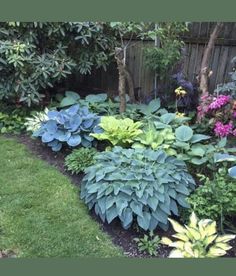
90,116,143,147
161,212,235,258
0,112,26,134
65,147,97,174
134,231,161,256
24,108,49,133
81,146,195,231
187,169,236,230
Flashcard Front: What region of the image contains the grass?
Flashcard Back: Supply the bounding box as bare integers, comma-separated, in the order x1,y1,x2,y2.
0,136,122,257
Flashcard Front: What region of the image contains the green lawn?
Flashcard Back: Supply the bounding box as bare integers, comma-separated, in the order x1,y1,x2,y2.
0,136,122,257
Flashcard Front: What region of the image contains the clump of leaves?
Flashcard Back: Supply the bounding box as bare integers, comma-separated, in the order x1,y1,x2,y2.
24,108,49,133
134,231,161,256
65,147,97,174
81,146,195,231
0,22,116,106
132,122,176,155
90,116,143,147
161,212,235,258
0,112,26,134
33,104,100,151
187,168,236,230
143,22,188,80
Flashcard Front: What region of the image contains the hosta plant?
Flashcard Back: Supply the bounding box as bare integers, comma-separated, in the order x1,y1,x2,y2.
132,123,176,155
161,212,235,258
24,108,49,133
33,104,100,151
134,231,161,256
65,147,97,174
81,147,195,231
90,116,142,147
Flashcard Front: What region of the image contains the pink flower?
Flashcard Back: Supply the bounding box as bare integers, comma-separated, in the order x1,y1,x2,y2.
214,121,233,137
208,95,231,110
233,112,236,119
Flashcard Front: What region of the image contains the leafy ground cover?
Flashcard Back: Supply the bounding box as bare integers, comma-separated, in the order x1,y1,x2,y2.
0,136,122,257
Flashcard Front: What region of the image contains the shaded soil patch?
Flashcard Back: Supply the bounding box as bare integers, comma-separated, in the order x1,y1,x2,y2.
8,134,236,258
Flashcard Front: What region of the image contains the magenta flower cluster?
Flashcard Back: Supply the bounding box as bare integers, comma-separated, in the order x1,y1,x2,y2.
214,121,234,137
208,95,231,110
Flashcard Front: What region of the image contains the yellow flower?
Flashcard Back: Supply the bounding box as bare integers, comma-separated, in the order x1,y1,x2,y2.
174,86,187,96
176,112,185,118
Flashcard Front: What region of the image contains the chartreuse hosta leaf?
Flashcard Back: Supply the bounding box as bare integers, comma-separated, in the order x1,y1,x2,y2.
81,147,195,231
90,116,142,147
132,122,176,152
161,212,235,258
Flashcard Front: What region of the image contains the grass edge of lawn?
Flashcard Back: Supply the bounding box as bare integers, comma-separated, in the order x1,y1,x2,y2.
0,136,123,257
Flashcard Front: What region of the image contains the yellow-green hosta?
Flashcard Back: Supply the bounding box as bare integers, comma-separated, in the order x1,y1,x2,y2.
90,116,143,147
161,212,235,258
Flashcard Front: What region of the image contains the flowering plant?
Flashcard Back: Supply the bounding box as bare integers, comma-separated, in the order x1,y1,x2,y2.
197,94,236,138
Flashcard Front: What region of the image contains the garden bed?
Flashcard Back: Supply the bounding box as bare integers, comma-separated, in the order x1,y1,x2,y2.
13,134,236,258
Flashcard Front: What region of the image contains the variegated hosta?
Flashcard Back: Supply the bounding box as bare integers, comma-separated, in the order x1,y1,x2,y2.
161,212,235,258
24,108,49,132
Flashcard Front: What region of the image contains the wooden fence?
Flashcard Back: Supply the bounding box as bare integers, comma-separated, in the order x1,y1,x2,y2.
82,22,236,100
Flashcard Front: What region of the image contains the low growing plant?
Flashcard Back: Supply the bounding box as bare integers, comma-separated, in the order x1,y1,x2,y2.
161,212,235,258
81,147,195,231
132,123,176,155
187,169,236,231
90,116,143,147
0,112,26,134
65,147,97,174
24,108,49,133
33,104,100,151
134,231,161,256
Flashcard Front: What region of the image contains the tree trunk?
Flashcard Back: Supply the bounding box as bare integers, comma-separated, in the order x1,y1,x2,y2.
118,66,126,113
115,47,136,112
124,68,135,103
199,22,224,96
115,48,126,113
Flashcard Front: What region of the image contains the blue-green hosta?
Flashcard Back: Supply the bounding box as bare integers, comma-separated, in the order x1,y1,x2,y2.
81,147,195,231
33,104,100,151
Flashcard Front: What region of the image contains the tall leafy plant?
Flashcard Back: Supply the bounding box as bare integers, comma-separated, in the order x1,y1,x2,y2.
0,22,115,106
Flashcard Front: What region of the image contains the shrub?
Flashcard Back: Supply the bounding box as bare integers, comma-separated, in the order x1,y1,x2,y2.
81,146,195,231
65,147,97,174
33,104,100,151
90,116,143,147
187,169,236,226
161,212,235,258
0,22,115,106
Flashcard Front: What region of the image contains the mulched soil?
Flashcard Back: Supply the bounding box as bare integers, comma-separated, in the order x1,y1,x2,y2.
4,134,236,258
0,250,16,258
